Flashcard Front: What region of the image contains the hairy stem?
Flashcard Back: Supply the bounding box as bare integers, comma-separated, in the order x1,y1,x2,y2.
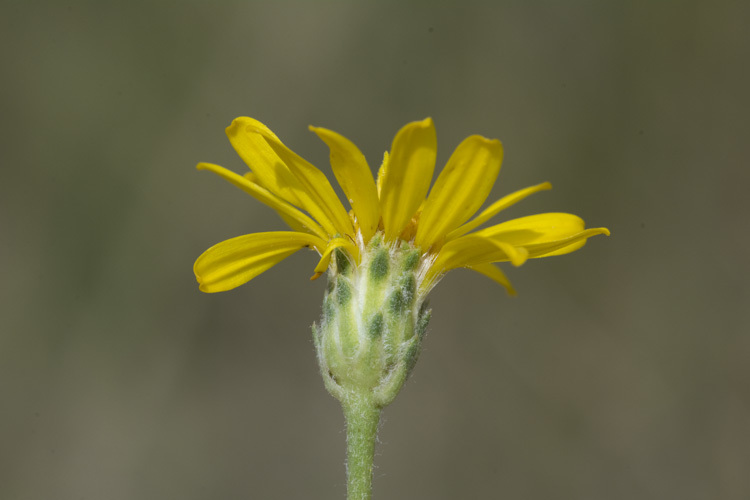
343,394,381,500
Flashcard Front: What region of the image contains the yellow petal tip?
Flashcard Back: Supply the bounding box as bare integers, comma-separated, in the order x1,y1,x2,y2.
475,135,502,146
310,272,324,281
509,247,529,267
224,116,246,137
195,275,213,294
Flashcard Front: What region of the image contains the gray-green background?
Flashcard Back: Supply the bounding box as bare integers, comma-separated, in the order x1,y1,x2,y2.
2,1,748,499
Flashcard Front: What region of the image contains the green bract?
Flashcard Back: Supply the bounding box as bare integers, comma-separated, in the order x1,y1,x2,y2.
314,235,430,408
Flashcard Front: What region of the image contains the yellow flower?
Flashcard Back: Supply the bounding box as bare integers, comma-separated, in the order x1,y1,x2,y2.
194,117,609,295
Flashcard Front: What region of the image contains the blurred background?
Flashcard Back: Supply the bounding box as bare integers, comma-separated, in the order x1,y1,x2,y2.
2,1,748,499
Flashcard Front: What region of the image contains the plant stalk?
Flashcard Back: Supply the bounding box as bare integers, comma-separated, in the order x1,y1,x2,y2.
343,394,381,500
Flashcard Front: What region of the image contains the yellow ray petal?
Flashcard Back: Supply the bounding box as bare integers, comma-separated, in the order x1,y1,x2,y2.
197,163,328,241
311,237,359,279
379,118,437,241
476,212,584,243
194,231,326,293
467,263,517,296
429,234,529,281
524,227,610,258
415,135,503,250
249,125,355,238
241,171,310,235
447,182,553,240
225,117,303,206
475,212,609,258
376,151,389,198
309,126,380,242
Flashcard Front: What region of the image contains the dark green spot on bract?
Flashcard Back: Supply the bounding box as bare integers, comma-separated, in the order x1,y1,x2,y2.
416,307,431,340
405,340,420,374
337,278,352,305
401,274,416,303
335,248,351,275
388,289,405,313
323,295,335,323
369,248,390,281
368,313,384,339
403,250,420,271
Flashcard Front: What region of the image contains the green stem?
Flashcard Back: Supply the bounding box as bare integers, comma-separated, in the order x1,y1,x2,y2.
343,394,381,500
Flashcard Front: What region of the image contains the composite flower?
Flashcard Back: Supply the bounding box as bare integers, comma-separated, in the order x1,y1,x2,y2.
194,116,610,499
194,116,609,297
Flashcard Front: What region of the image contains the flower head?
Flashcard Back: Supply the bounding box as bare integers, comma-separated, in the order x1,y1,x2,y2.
194,117,609,297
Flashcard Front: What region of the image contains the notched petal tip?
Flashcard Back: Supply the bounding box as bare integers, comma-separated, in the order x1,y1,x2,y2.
225,116,278,140
473,134,503,149
397,116,435,138
193,260,215,294
224,117,250,139
484,137,504,159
